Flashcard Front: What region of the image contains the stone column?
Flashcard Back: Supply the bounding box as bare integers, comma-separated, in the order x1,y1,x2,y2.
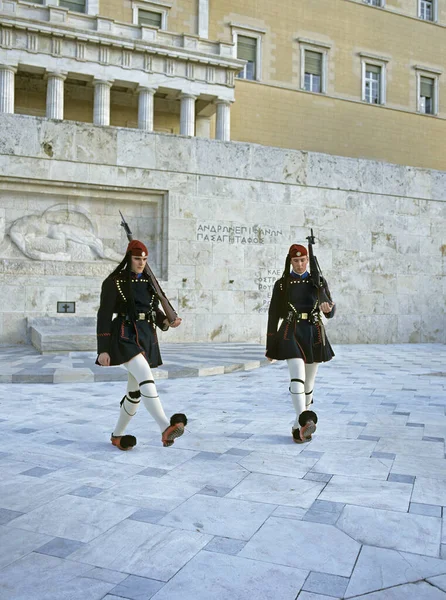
138,86,157,131
93,79,113,126
180,93,196,136
46,72,67,120
215,99,231,141
0,65,17,114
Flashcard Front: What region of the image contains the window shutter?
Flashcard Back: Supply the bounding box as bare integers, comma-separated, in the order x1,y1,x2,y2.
420,76,433,98
59,0,85,11
366,64,381,75
237,36,257,62
138,9,162,28
305,51,322,75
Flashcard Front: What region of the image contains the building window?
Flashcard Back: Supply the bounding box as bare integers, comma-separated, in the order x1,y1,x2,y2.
23,0,44,4
419,0,435,21
415,68,440,115
59,0,86,12
364,0,383,6
237,35,257,80
132,2,170,29
364,64,382,103
304,51,322,92
138,9,162,28
419,76,434,113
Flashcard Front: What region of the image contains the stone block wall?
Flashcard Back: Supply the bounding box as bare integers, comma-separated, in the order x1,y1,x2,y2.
0,114,444,345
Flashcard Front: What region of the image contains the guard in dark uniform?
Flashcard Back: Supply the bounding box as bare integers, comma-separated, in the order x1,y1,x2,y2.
96,240,187,450
266,243,335,443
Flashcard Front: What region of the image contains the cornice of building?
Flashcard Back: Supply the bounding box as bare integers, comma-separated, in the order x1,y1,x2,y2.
0,1,245,71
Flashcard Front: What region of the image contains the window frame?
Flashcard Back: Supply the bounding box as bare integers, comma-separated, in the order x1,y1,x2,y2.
363,0,385,6
360,53,389,105
59,0,86,12
132,1,171,30
298,40,330,94
231,23,265,83
415,66,441,115
419,0,437,22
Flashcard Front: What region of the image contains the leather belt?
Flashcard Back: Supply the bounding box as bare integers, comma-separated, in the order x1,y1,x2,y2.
119,313,151,321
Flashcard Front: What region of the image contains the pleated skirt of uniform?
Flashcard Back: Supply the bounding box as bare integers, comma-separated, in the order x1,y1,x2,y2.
108,317,163,368
267,319,335,364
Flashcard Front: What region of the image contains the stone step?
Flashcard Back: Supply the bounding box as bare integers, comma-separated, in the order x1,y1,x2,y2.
28,317,96,354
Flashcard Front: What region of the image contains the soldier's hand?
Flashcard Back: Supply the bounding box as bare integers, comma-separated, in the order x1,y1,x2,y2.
98,352,110,366
320,302,334,314
170,318,182,328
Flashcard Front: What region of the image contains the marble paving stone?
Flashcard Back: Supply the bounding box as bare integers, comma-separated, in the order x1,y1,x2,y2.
297,594,341,600
0,552,116,600
0,475,78,512
374,438,445,458
162,457,250,490
103,444,199,470
138,467,169,478
45,457,146,489
311,455,392,480
304,472,333,483
240,516,360,576
69,485,104,498
272,505,307,520
226,472,325,508
428,575,446,593
319,475,412,512
391,456,446,481
149,550,307,600
413,477,446,506
21,466,55,477
85,567,129,584
303,571,349,597
95,474,201,512
7,495,138,543
109,574,164,600
303,439,378,456
128,508,168,524
159,494,276,540
204,536,247,555
347,581,446,599
410,503,443,517
0,525,51,569
69,519,211,581
238,451,318,479
345,545,446,598
337,505,442,557
36,537,85,558
388,473,415,484
197,484,233,497
0,508,23,525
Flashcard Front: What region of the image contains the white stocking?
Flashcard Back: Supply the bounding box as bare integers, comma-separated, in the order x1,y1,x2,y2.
287,358,306,431
125,353,170,433
112,372,140,436
304,363,319,408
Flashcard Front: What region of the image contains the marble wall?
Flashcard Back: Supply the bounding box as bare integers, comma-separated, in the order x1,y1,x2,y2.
0,113,444,345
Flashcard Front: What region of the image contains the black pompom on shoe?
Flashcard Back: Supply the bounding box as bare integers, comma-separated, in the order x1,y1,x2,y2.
170,413,188,426
110,434,137,451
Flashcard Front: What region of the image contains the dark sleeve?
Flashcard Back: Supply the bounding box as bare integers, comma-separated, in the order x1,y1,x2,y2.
321,277,336,319
266,280,282,337
97,278,118,353
155,302,169,331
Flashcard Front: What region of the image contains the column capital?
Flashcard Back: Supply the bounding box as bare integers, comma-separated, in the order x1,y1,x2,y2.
45,71,68,81
180,92,197,100
0,64,18,74
214,98,232,106
93,78,114,88
138,86,157,95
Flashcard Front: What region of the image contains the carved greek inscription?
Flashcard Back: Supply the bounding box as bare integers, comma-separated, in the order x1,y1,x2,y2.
196,223,282,245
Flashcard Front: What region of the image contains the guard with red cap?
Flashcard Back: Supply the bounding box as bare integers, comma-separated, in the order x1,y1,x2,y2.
96,240,187,449
266,241,336,444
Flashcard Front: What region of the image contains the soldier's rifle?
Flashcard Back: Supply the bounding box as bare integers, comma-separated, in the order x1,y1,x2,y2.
119,211,178,324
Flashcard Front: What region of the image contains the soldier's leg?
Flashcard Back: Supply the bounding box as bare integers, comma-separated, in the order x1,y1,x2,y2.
304,363,319,408
125,353,187,447
110,372,140,450
287,358,306,431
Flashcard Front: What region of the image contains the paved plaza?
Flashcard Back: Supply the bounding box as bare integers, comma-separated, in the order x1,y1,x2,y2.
0,343,446,599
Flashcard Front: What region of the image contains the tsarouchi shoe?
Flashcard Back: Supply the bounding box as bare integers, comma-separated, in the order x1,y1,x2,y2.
292,428,308,444
110,434,137,451
162,413,187,447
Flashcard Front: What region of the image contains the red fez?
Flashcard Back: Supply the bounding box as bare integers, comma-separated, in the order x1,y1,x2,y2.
288,244,308,258
127,240,148,257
